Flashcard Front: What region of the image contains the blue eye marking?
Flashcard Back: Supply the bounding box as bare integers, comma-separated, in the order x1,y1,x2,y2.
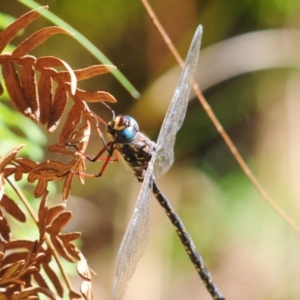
116,125,137,143
108,115,139,144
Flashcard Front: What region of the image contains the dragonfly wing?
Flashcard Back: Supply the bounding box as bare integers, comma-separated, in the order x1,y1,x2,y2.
112,158,155,300
154,25,203,178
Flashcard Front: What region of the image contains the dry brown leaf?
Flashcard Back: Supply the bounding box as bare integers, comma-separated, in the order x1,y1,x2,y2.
38,190,47,215
14,167,23,181
0,194,26,222
0,241,5,252
86,110,106,139
47,84,68,133
47,144,74,155
23,265,38,275
59,232,81,244
69,290,82,299
5,240,35,250
32,271,49,291
12,27,73,58
77,253,91,281
0,210,10,241
81,280,92,300
32,160,68,177
34,252,46,265
64,156,84,177
1,57,34,118
64,119,91,150
0,145,24,172
77,159,86,185
20,62,39,121
36,55,70,68
0,6,48,54
59,104,82,143
49,211,72,233
27,172,36,182
56,64,116,81
14,157,37,172
50,235,75,263
29,168,65,182
0,173,4,201
29,169,59,182
75,88,117,103
42,261,63,297
11,286,59,300
38,192,48,237
38,72,52,125
36,56,77,94
19,54,37,64
34,179,47,198
1,252,27,267
63,172,74,200
0,80,3,95
64,243,80,261
1,260,25,280
46,203,66,226
3,166,17,178
58,59,77,95
19,240,38,271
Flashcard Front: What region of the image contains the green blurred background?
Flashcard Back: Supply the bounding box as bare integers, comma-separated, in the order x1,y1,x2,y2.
1,0,300,299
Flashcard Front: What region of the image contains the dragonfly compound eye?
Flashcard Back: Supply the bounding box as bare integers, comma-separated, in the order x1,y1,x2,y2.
116,126,137,143
108,115,139,143
122,115,139,131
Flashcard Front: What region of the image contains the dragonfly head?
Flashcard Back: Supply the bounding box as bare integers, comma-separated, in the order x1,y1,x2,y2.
107,115,139,143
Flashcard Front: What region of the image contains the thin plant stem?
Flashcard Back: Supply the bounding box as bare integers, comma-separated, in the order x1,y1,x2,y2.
140,0,300,236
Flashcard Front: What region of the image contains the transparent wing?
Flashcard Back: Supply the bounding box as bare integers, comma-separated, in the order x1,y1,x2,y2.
112,25,203,299
112,157,155,300
154,25,203,178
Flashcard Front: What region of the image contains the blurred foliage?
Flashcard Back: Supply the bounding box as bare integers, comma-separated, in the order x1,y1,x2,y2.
1,0,300,299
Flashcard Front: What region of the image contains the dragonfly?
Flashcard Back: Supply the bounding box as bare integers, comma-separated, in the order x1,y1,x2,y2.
77,25,224,300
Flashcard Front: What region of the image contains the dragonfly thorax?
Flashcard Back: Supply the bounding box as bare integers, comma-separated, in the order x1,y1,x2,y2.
107,115,156,182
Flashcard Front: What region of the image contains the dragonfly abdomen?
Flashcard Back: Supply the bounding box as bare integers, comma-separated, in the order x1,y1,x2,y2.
152,181,225,300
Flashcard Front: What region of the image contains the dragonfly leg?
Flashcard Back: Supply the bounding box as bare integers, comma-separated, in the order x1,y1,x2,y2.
67,142,120,177
95,149,120,177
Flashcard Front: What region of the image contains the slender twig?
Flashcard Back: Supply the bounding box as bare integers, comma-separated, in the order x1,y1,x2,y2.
140,0,300,235
7,177,73,292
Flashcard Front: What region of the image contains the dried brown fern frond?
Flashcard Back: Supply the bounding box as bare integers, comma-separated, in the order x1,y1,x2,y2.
1,7,118,200
0,6,116,132
0,145,92,299
0,6,75,123
0,6,121,299
27,103,114,200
